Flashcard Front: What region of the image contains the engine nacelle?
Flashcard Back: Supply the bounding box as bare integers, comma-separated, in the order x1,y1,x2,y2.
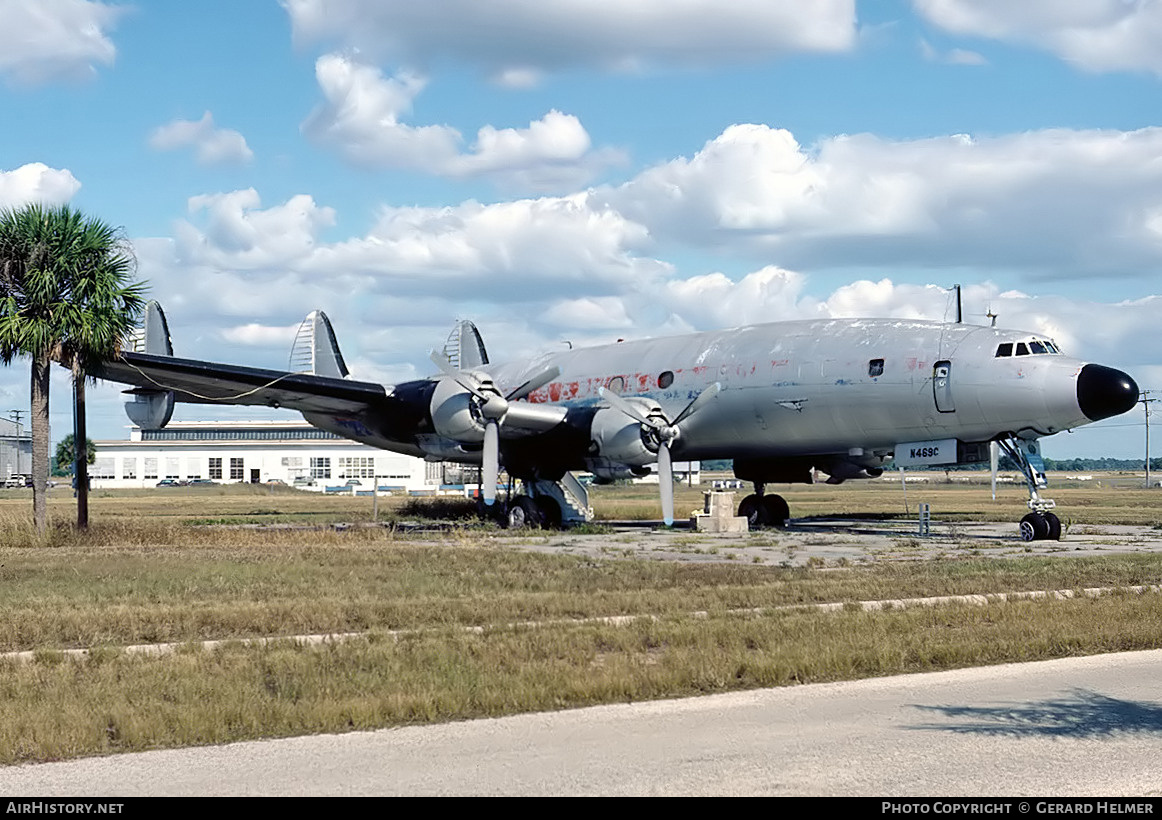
429,377,484,443
584,459,651,482
588,405,656,468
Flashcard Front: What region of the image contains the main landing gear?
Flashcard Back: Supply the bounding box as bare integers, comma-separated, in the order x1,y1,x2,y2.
478,478,564,530
998,436,1062,542
737,483,790,528
502,495,562,530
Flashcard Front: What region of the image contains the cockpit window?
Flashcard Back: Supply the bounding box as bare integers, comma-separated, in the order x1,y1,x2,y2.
996,339,1061,358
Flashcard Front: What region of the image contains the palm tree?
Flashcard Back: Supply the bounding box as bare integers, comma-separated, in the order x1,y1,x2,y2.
0,204,145,531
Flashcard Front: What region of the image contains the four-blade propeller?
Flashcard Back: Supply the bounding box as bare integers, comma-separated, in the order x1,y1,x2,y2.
598,382,720,526
429,351,559,507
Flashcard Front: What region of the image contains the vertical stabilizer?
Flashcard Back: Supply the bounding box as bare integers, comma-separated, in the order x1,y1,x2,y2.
289,310,350,378
123,301,175,429
442,320,489,370
124,301,173,355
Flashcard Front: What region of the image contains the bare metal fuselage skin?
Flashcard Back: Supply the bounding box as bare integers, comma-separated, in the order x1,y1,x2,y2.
501,319,1093,462
308,318,1105,471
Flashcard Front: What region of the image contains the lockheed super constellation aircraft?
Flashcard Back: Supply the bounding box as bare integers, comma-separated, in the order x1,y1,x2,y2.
99,303,1139,540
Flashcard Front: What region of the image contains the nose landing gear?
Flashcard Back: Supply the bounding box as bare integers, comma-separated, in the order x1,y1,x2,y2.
999,437,1062,542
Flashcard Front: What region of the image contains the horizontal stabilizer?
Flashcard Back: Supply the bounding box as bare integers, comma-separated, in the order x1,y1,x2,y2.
289,310,349,379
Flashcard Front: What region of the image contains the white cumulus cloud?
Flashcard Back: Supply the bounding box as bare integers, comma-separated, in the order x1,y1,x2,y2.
0,0,125,85
914,0,1162,76
0,163,81,208
604,123,1162,276
283,0,856,77
149,112,254,166
302,55,622,191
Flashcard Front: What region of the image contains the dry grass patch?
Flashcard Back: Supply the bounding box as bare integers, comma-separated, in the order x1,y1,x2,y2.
4,592,1162,764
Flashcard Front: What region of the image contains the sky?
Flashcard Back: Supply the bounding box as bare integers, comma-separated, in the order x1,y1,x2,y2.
1,0,1161,460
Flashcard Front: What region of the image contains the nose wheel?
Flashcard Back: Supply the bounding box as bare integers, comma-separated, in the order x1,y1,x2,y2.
1019,511,1061,542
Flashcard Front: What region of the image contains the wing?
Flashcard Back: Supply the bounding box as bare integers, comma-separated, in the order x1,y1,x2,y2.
100,351,391,416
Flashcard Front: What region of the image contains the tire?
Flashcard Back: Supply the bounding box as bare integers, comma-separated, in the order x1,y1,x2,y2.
507,496,543,529
1043,512,1062,541
1019,512,1049,542
737,494,766,527
534,496,563,530
760,494,790,528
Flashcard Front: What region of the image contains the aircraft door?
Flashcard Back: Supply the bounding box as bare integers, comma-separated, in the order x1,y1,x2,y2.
933,360,954,413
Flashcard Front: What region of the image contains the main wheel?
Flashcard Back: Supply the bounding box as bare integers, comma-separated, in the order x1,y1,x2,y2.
507,496,543,529
738,494,766,527
760,494,790,528
1043,511,1062,541
534,496,563,530
1019,512,1050,542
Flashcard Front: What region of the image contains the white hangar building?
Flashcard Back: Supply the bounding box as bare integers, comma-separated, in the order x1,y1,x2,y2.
92,420,441,492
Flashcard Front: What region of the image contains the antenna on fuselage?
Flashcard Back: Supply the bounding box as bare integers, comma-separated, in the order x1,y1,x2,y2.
954,284,963,323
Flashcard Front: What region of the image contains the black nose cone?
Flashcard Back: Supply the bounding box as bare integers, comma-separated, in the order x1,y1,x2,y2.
1078,364,1139,422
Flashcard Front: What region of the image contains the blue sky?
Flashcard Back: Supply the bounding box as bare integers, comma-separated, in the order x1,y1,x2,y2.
2,0,1162,459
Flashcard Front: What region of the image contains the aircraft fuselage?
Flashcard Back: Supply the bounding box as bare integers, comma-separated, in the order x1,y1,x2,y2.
477,319,1123,464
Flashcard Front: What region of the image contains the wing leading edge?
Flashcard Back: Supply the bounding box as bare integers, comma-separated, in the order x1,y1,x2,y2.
100,351,391,416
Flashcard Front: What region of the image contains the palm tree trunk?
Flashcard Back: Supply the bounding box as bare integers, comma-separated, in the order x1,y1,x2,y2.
30,351,50,533
73,364,88,529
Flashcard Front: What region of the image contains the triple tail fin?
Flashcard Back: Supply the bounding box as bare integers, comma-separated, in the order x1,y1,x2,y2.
289,310,349,378
123,301,175,429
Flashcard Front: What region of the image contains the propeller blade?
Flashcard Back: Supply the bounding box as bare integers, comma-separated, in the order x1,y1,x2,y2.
990,439,999,502
657,442,674,526
482,420,499,506
671,382,721,426
506,366,560,402
598,386,659,428
429,350,487,400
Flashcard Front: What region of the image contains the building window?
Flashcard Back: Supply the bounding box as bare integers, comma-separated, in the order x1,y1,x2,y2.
338,457,374,478
144,458,158,479
93,458,115,479
230,458,244,481
310,457,331,479
165,458,180,479
122,458,136,480
209,458,222,480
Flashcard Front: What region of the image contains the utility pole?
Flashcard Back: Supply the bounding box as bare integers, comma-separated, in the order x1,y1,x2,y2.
8,410,25,475
1144,391,1158,488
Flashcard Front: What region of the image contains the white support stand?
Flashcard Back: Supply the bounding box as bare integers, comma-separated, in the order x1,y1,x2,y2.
691,491,748,533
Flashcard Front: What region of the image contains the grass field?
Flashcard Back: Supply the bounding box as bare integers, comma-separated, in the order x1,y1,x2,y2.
1,476,1161,764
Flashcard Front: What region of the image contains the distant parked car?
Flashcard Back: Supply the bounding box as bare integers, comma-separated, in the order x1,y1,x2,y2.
186,478,217,486
156,479,183,487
